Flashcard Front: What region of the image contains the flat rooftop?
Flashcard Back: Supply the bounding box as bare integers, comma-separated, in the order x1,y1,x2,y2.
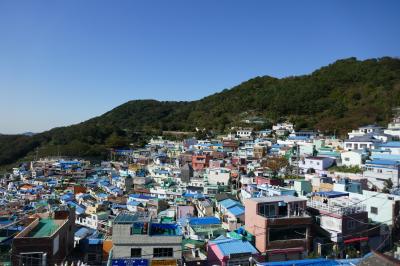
27,218,60,238
249,195,306,203
114,213,151,224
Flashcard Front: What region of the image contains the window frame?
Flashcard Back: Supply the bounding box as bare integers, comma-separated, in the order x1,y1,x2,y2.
153,248,173,258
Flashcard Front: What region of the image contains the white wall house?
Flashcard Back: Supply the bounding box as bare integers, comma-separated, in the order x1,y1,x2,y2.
341,151,364,167
363,160,400,189
377,142,400,155
272,122,294,134
236,128,253,138
332,187,400,227
384,116,400,138
348,125,384,139
344,136,380,151
299,156,335,172
207,168,230,186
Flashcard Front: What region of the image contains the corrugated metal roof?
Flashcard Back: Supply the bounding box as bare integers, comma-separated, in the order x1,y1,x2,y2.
209,236,258,256
366,159,400,166
219,198,242,209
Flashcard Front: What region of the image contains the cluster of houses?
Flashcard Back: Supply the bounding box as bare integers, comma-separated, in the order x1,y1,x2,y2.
1,115,400,266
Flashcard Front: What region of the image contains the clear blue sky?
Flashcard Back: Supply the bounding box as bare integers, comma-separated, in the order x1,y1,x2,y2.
1,0,399,134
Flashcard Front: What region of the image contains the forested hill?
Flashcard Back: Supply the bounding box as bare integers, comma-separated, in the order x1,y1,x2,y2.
1,57,400,168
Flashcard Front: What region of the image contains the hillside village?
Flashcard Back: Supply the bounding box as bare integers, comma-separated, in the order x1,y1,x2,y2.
2,111,400,266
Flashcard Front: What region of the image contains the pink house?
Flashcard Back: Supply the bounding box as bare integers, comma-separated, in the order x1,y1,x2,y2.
207,236,258,266
244,196,313,261
177,205,195,220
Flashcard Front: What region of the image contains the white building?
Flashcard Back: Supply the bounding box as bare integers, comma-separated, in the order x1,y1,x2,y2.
376,142,400,155
384,116,400,138
332,187,400,227
236,128,253,138
299,156,335,172
344,136,380,151
207,168,230,186
272,122,294,132
341,151,364,167
363,159,400,189
348,125,384,139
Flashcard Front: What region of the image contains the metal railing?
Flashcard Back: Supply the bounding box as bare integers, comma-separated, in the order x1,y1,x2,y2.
307,200,366,215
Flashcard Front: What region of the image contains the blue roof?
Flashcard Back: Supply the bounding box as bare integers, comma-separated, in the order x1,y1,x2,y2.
127,201,141,206
209,236,258,256
188,217,221,226
227,206,245,217
129,194,154,200
379,141,400,148
67,201,86,215
219,199,242,209
288,136,309,141
182,192,205,199
75,227,92,238
371,154,400,161
59,160,81,165
366,159,400,166
260,257,362,266
314,191,349,198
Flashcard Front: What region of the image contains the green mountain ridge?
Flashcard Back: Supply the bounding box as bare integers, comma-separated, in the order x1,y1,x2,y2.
1,57,400,168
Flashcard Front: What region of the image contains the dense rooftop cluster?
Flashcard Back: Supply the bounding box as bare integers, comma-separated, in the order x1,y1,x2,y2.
1,115,400,265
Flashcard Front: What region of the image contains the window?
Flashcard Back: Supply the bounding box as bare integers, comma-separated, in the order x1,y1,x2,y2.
347,220,356,230
344,158,350,162
257,203,276,217
371,207,378,215
88,253,98,262
269,226,306,241
20,253,43,266
131,248,142,257
377,169,383,173
153,248,173,257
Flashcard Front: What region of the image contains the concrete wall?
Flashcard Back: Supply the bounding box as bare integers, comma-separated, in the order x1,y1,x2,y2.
112,223,182,260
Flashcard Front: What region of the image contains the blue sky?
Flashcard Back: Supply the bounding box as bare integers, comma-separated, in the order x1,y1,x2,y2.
0,0,399,134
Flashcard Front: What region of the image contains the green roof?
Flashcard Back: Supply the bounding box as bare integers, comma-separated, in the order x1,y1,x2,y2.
27,219,59,238
182,239,205,249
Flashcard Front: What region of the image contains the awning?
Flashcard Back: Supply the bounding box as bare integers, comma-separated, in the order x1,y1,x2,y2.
344,237,368,244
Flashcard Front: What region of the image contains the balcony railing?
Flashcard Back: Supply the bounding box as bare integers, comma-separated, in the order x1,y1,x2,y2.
259,211,310,219
307,200,366,215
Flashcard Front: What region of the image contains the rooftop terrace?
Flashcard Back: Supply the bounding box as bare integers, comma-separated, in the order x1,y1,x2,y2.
307,198,366,216
27,218,60,238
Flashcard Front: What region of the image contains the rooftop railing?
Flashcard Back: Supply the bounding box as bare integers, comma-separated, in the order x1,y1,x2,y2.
307,200,366,215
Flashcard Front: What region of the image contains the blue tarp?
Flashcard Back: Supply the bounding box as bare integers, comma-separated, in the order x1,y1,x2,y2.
112,259,148,266
259,257,362,266
188,217,221,226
